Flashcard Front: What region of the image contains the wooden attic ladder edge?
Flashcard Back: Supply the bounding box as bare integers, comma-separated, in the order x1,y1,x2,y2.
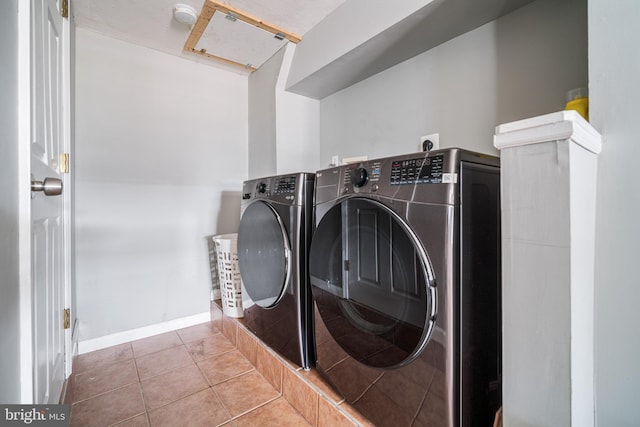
183,0,302,72
183,2,215,53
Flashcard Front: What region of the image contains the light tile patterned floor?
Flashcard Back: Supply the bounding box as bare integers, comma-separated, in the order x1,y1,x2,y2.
69,321,310,426
69,303,371,427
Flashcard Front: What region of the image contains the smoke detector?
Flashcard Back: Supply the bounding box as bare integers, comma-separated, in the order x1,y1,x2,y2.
173,4,198,26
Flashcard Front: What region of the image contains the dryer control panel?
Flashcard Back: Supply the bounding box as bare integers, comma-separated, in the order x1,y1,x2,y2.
274,175,297,195
390,154,445,185
241,173,315,207
317,149,497,206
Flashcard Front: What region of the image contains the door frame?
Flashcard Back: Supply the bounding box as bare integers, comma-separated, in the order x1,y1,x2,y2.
61,0,74,382
17,0,73,403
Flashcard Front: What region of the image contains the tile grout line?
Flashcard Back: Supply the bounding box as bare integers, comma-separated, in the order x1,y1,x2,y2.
70,380,140,406
119,326,230,424
128,343,151,427
73,310,359,426
193,346,237,366
207,385,235,426
206,366,257,388
71,342,138,408
219,394,283,426
139,357,210,415
174,322,230,420
71,342,136,377
103,382,147,427
225,314,366,426
217,313,315,425
137,346,197,383
175,316,310,424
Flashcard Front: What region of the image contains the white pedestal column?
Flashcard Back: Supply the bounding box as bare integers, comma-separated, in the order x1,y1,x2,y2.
494,111,601,427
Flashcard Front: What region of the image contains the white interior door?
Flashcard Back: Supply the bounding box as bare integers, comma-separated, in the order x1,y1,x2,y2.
19,0,70,404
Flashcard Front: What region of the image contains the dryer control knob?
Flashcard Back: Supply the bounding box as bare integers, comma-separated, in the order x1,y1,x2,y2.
351,167,369,187
257,182,267,193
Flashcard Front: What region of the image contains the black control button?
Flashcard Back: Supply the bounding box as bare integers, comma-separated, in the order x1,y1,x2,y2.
351,167,369,187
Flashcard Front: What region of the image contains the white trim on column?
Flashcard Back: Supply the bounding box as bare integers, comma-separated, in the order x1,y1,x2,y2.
494,110,602,154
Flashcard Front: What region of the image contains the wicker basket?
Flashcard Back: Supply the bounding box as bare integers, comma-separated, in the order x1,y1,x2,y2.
212,234,243,318
206,235,221,300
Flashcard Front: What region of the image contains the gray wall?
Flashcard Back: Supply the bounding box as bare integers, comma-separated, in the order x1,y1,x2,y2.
75,29,248,341
0,0,21,404
319,0,587,164
590,0,640,425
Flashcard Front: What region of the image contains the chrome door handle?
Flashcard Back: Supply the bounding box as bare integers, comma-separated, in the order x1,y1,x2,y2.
31,177,63,196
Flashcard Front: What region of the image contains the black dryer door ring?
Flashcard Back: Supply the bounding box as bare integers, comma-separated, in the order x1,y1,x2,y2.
238,201,292,308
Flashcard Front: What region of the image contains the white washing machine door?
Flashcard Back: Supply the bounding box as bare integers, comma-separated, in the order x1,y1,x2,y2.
310,197,437,368
238,200,291,308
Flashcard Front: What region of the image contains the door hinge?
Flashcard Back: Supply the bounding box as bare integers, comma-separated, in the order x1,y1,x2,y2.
344,260,350,271
63,308,70,329
60,153,69,174
61,0,69,18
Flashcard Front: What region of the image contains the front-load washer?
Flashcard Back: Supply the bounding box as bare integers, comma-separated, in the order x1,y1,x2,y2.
309,149,501,426
237,173,315,369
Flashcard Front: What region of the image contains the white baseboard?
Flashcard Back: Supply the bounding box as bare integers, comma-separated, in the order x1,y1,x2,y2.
77,311,211,355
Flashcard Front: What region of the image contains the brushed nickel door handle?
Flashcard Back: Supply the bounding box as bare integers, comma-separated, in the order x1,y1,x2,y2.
31,177,63,196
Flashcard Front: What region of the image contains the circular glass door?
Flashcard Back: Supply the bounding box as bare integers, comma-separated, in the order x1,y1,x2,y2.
309,197,436,368
238,201,290,308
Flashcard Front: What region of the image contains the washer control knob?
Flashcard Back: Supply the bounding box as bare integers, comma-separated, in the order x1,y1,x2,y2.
351,167,369,188
257,182,267,193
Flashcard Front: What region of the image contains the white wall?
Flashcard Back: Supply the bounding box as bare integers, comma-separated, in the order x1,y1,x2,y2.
275,44,321,174
319,0,587,165
248,45,321,177
0,0,21,403
247,47,283,179
75,29,247,341
590,1,640,425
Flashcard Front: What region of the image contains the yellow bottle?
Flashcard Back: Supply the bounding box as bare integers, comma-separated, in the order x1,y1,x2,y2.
565,87,589,121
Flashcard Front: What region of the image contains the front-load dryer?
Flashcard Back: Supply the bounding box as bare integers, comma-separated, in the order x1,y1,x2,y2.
237,173,315,369
310,149,501,426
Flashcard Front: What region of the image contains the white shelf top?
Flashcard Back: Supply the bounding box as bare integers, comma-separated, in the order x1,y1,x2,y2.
494,110,602,154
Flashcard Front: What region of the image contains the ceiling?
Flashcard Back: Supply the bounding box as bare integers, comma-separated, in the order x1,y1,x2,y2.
72,0,347,73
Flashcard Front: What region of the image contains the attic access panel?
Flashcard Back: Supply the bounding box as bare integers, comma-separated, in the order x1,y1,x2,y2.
184,0,301,71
